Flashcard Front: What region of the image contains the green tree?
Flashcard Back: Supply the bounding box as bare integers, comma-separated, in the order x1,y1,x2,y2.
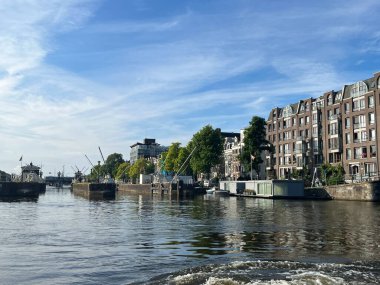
175,147,192,175
88,164,105,182
145,161,155,174
115,162,131,182
187,125,223,176
240,116,270,178
164,142,181,172
103,153,124,178
321,163,345,185
291,166,312,186
128,158,155,182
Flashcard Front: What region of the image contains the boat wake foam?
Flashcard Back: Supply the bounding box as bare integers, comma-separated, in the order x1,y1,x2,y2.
137,260,379,285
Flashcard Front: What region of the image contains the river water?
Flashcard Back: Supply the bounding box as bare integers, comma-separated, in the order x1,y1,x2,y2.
0,187,380,284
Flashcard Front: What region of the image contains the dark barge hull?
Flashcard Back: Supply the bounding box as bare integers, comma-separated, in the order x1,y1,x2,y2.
0,182,46,198
71,182,116,199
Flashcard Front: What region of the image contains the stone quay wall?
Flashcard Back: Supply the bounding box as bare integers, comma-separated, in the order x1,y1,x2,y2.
118,183,152,194
325,181,380,201
72,183,116,199
0,182,43,197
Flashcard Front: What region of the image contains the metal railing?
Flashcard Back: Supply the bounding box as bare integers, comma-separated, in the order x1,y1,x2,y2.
345,172,380,183
328,114,339,121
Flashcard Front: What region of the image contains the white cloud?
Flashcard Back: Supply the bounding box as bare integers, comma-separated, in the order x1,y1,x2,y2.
1,0,380,174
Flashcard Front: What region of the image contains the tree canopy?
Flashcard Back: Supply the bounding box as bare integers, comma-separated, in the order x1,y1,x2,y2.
88,164,104,182
87,153,124,180
188,125,223,175
175,147,192,175
115,162,131,182
164,142,181,172
240,116,269,177
103,153,124,178
128,158,155,180
321,163,345,185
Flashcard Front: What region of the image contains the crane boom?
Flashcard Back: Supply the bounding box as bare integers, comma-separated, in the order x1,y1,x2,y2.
84,154,94,168
84,154,99,176
98,146,106,163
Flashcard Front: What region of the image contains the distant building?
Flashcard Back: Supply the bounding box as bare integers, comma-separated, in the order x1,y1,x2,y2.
0,170,11,182
221,130,266,180
130,138,169,164
265,71,380,181
223,131,242,180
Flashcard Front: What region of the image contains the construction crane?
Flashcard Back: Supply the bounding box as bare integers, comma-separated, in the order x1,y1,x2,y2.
98,146,106,164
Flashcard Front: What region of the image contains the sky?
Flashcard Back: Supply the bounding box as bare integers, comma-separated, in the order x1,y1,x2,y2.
1,0,380,176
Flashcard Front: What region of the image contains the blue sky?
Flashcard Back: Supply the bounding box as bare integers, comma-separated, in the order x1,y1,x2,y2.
1,0,380,175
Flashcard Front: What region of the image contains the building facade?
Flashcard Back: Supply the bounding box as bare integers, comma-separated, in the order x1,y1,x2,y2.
0,170,11,182
266,71,380,181
130,138,168,164
222,130,266,180
223,131,242,180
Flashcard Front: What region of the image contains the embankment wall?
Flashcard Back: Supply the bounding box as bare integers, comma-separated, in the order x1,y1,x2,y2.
325,182,380,201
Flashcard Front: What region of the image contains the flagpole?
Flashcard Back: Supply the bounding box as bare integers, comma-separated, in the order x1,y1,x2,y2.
19,155,23,181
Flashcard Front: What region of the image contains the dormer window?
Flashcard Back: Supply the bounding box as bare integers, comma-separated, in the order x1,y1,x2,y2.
327,94,333,105
351,81,368,97
283,105,293,118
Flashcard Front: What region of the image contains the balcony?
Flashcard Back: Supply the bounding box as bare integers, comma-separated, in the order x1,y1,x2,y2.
353,123,366,129
328,114,339,121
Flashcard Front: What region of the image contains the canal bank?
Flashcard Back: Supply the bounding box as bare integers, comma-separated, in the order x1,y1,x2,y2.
324,181,380,201
220,180,380,201
117,182,205,197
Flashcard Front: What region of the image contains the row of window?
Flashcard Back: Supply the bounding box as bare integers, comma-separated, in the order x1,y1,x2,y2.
274,128,376,155
269,128,316,142
268,115,314,131
270,144,377,167
274,154,324,167
344,129,376,144
270,113,376,143
269,95,375,132
346,146,377,160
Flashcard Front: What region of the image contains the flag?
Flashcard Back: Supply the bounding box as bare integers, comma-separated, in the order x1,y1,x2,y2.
19,155,23,161
251,155,255,161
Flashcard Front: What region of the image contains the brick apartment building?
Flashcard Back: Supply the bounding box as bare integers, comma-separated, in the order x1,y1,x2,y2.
266,71,380,181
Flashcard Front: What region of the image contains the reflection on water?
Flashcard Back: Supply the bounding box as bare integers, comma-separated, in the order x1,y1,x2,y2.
0,187,380,284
